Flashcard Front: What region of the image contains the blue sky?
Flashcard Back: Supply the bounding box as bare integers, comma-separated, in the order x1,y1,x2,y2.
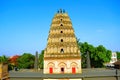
0,0,120,56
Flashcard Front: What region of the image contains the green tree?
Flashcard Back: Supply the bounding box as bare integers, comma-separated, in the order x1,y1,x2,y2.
78,40,112,68
0,55,8,63
0,55,13,71
39,50,44,69
91,45,112,67
77,40,86,68
116,51,120,59
17,53,35,69
79,42,95,68
8,63,14,71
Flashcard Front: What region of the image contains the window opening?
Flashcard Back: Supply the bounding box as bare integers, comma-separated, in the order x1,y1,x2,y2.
60,49,64,53
61,39,63,42
60,24,63,26
60,31,63,33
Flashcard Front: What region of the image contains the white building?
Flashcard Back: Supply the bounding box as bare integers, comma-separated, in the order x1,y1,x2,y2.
110,52,117,64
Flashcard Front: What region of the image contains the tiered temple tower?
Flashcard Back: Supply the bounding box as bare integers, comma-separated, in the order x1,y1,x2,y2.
44,9,81,74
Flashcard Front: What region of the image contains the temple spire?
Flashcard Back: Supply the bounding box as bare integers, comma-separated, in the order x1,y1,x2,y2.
44,10,81,74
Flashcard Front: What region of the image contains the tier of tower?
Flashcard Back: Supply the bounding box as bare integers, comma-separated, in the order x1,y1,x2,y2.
44,12,80,58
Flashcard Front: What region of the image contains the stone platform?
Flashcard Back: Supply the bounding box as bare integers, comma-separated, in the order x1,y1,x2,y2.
9,68,120,80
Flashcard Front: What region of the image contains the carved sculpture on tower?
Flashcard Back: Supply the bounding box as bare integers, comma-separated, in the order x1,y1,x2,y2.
44,9,82,74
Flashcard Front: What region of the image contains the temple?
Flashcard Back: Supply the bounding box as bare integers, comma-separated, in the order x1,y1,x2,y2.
44,9,81,76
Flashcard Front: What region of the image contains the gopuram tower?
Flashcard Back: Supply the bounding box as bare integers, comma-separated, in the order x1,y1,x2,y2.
44,9,81,74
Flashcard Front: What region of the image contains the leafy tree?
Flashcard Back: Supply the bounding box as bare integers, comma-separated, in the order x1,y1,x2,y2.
17,53,35,69
0,55,8,63
91,45,112,67
8,63,14,71
78,40,112,68
77,40,86,68
79,42,95,68
39,50,44,69
0,55,13,71
116,51,120,59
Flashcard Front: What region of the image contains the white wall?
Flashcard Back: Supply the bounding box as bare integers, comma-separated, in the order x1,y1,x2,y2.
44,59,81,74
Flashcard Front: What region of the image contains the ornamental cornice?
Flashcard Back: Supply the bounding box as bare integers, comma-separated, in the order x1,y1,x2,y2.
48,33,75,38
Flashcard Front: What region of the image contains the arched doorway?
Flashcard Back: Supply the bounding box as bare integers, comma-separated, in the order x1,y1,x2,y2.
71,62,77,74
58,62,66,73
48,62,55,74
